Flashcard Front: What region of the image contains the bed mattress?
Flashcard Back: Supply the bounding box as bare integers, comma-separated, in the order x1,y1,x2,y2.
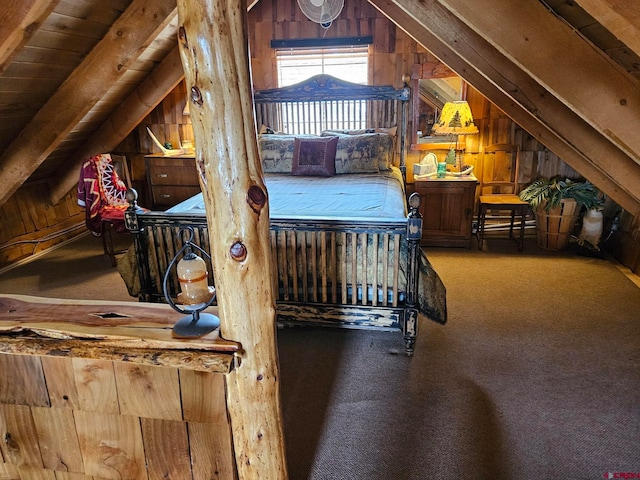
166,167,407,221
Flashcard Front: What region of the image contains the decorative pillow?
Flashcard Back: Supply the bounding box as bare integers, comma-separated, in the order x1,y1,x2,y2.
328,133,394,173
258,134,301,173
292,136,338,176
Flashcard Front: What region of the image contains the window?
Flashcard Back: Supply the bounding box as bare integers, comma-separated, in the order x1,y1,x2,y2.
274,46,369,133
276,46,369,87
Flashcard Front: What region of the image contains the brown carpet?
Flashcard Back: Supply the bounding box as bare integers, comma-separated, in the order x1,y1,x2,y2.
1,234,639,479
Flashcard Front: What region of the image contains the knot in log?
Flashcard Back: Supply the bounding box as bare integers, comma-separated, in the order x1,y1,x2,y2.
247,185,267,214
229,242,247,262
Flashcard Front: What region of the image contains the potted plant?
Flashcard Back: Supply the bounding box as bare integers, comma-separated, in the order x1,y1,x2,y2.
519,177,604,250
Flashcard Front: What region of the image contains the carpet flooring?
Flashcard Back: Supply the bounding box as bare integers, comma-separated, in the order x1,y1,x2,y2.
1,234,639,479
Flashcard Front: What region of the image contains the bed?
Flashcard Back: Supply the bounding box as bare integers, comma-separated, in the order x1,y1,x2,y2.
120,74,447,354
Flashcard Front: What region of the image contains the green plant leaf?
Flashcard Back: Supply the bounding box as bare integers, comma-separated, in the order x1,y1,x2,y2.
519,177,604,211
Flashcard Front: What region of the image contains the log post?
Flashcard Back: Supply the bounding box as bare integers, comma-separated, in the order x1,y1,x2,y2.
176,1,288,479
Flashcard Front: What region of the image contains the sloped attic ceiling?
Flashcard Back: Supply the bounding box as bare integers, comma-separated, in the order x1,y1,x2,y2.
0,0,183,206
0,0,639,216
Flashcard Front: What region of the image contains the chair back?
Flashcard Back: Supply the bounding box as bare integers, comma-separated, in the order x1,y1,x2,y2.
481,143,521,195
93,153,130,207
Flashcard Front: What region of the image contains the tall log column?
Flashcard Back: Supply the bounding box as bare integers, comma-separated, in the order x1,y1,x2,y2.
176,1,288,479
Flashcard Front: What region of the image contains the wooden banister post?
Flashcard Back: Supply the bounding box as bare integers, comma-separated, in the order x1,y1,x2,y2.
176,1,288,479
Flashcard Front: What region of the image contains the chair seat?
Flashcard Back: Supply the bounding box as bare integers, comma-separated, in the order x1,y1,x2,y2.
477,195,530,251
479,194,528,208
100,206,128,231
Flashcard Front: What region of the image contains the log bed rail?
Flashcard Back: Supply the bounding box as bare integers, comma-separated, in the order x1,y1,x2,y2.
124,192,424,355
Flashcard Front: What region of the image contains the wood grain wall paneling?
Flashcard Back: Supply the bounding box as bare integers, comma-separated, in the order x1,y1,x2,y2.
74,410,147,480
31,407,84,473
52,471,94,480
0,462,20,480
0,404,44,468
113,363,182,421
179,369,227,423
0,355,49,407
13,466,55,480
187,421,235,480
139,418,191,480
41,358,80,409
1,342,236,478
72,359,119,414
0,187,84,268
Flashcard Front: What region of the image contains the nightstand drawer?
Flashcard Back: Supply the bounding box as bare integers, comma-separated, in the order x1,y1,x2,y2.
151,185,201,207
147,162,199,186
145,155,200,208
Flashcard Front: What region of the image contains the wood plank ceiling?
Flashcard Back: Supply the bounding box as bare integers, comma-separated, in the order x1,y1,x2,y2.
0,0,639,215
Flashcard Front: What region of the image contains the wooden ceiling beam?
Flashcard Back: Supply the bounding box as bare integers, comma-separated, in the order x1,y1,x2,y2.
0,0,60,75
575,0,640,59
436,0,640,164
49,46,185,205
0,0,177,208
370,0,640,215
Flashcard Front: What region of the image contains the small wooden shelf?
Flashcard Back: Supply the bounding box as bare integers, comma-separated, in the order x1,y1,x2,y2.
0,294,238,373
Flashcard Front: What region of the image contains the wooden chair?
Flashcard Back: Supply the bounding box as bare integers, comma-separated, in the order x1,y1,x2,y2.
101,154,133,266
78,153,133,266
476,144,531,251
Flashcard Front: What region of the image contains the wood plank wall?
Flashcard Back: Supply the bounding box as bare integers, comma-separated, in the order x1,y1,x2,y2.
0,184,84,269
1,0,638,274
0,354,235,479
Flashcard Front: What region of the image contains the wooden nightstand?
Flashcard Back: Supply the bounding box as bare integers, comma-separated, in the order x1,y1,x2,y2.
413,174,478,248
145,154,201,208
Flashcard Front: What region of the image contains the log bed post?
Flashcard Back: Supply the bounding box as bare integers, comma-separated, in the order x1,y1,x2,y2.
404,192,423,355
176,1,288,479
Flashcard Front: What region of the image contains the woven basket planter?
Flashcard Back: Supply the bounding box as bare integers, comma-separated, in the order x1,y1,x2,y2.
534,198,579,251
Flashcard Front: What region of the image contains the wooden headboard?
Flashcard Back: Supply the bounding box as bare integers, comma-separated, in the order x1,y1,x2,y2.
253,74,411,176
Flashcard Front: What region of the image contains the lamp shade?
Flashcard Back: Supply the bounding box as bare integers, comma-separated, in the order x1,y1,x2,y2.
432,101,478,136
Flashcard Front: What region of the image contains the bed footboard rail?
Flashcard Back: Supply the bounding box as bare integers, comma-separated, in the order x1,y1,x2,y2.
125,211,211,303
128,212,413,305
126,197,423,354
269,217,406,307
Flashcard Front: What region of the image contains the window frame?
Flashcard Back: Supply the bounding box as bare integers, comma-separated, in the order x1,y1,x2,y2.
275,44,370,87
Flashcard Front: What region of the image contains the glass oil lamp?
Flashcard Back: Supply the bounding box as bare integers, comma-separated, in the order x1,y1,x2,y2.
163,227,219,337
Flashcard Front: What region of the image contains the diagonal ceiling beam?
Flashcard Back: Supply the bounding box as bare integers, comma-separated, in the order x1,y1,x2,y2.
369,0,640,215
0,0,177,208
49,46,185,205
49,0,260,204
575,0,640,60
436,0,640,164
0,0,60,75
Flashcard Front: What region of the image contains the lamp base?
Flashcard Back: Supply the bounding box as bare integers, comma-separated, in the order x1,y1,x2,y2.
172,312,220,338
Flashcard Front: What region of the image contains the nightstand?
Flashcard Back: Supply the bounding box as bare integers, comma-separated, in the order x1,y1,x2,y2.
145,154,201,208
413,174,478,248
